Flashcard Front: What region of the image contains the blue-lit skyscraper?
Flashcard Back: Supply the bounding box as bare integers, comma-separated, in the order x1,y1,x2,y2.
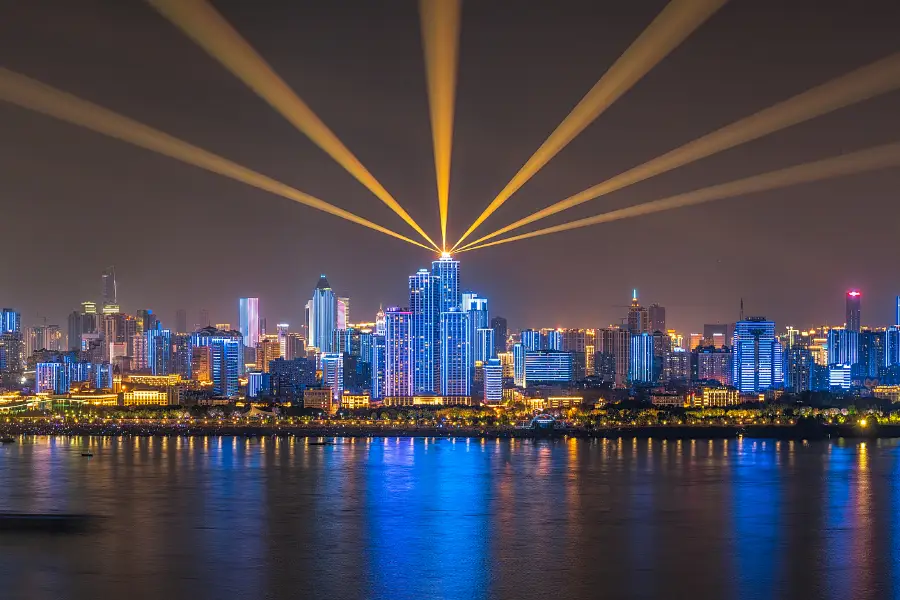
440,308,470,396
146,325,172,376
370,334,386,399
827,328,859,367
239,297,260,350
321,352,344,402
523,351,573,386
513,343,525,387
36,362,68,394
521,329,542,351
629,333,655,384
732,317,780,394
409,269,439,394
1,309,20,334
462,293,489,361
886,327,900,367
475,328,495,364
546,329,563,351
846,290,861,332
308,275,336,352
432,255,460,313
483,358,503,404
384,308,412,397
191,326,243,397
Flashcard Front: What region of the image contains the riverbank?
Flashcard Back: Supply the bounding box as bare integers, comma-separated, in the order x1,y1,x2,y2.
0,422,894,440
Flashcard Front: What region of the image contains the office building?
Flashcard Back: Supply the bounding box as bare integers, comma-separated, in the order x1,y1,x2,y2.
491,316,507,354
596,327,629,387
432,254,461,313
629,332,661,384
146,325,172,376
523,350,574,386
303,388,334,414
0,309,21,334
308,276,337,352
384,308,412,397
627,290,649,334
696,346,732,386
785,347,813,393
190,326,243,397
858,330,884,380
269,357,316,402
409,269,439,394
483,358,503,404
475,328,495,364
732,317,781,394
521,329,542,351
321,352,344,403
255,337,281,373
440,308,470,396
512,343,525,387
36,362,68,394
545,329,563,351
370,334,386,399
337,297,350,330
827,328,859,367
829,364,852,390
703,324,731,348
886,327,900,367
846,290,861,332
238,297,260,351
649,304,666,332
101,266,117,310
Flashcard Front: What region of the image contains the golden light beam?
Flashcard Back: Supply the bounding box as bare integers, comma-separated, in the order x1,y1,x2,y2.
459,141,900,252
419,0,462,250
0,68,431,251
452,0,727,250
459,52,900,250
147,0,440,251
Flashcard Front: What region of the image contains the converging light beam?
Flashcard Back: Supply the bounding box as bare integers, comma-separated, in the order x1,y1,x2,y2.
459,52,900,249
452,0,727,250
147,0,440,250
419,0,462,250
459,141,900,252
0,68,431,251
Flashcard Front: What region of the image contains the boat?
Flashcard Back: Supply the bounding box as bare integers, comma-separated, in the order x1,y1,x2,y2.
0,512,93,533
0,437,15,444
308,441,334,446
81,452,93,457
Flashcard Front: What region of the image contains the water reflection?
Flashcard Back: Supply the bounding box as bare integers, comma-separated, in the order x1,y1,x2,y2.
0,437,898,600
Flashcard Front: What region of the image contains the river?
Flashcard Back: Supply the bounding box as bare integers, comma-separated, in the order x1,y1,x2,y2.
0,436,896,599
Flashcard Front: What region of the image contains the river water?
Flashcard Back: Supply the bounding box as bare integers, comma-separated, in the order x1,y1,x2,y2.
0,436,896,600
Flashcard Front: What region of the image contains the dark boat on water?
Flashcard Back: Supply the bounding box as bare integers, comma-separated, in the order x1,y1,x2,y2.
0,437,15,444
308,441,334,446
0,512,93,533
81,452,93,457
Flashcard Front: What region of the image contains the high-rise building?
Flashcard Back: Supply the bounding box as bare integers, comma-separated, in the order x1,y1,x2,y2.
175,309,188,334
629,333,658,384
858,330,884,380
432,255,461,313
255,337,281,373
198,309,210,328
846,290,861,332
136,309,157,335
101,266,117,309
36,362,68,394
269,357,316,402
0,309,21,334
523,351,574,386
896,296,900,327
0,331,25,386
483,358,503,404
308,276,336,352
131,333,148,371
785,347,814,393
146,326,172,376
337,297,350,330
26,325,62,356
384,308,412,397
696,346,732,386
703,324,731,348
886,327,900,367
173,333,192,379
190,326,242,397
827,328,859,367
732,317,781,394
596,327,629,387
409,269,439,395
370,334,386,399
491,316,508,355
283,333,306,360
321,352,344,402
512,343,525,387
649,304,666,333
627,290,649,334
521,329,542,351
238,298,260,350
545,329,563,351
440,308,470,396
276,323,290,358
475,328,495,364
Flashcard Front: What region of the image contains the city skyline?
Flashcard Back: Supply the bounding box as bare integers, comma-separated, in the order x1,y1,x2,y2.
1,1,899,334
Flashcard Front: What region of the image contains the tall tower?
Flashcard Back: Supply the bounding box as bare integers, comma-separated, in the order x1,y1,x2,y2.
309,276,336,352
440,307,471,396
846,290,861,332
432,254,460,313
101,266,117,309
384,307,412,397
239,298,260,349
627,290,649,334
409,269,439,394
732,317,780,393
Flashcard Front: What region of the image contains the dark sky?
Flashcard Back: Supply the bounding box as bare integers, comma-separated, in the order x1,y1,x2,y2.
1,0,899,335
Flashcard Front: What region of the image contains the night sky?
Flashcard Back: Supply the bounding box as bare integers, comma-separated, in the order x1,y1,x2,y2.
1,0,899,334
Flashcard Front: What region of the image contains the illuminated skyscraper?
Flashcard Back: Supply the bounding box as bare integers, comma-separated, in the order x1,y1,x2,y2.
463,293,489,365
627,290,649,334
190,326,242,397
858,330,884,379
512,343,525,387
1,309,21,334
146,325,172,376
440,308,470,396
337,297,350,330
785,347,813,393
732,317,780,394
491,316,507,354
370,334,386,399
276,323,290,358
846,290,861,332
546,329,563,351
36,362,68,394
629,333,658,384
321,352,344,402
475,328,495,364
596,328,630,387
827,328,859,367
384,308,412,397
308,276,336,352
886,327,900,367
523,351,573,386
101,266,117,309
136,309,157,334
409,269,439,394
238,298,260,350
696,346,732,385
432,255,460,313
521,329,542,351
255,337,281,373
483,358,503,404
